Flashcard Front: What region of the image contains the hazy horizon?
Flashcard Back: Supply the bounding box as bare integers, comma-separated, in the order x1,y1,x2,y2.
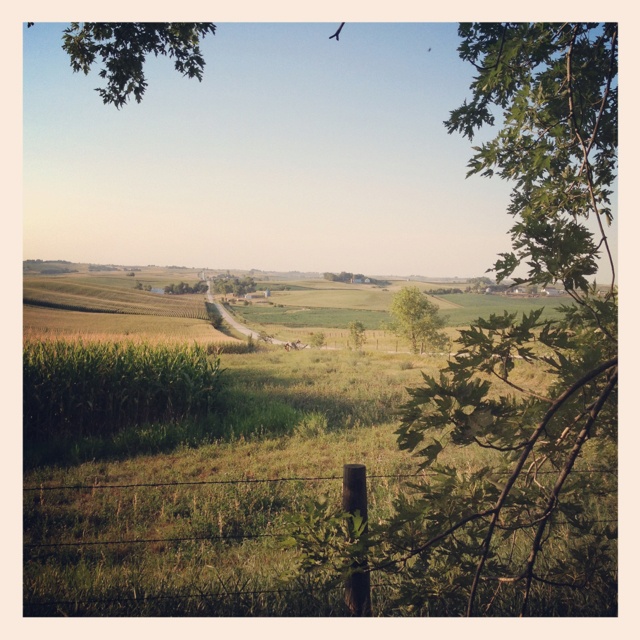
21,256,499,282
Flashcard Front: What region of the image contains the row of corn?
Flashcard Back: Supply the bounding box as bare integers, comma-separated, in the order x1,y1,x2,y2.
23,337,223,439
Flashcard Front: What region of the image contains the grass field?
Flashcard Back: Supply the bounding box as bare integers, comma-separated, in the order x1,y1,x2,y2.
22,266,614,616
23,347,437,615
227,289,569,352
23,305,235,344
24,278,209,319
23,346,614,616
230,296,566,330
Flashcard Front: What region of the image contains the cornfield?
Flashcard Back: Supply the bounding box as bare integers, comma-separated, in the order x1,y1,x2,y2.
23,338,223,440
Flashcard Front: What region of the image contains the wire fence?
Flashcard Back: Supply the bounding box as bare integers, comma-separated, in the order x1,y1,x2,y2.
23,472,417,554
23,467,616,493
23,466,617,614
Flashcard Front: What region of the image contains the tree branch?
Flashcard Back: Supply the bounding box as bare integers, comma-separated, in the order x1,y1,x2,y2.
489,366,553,403
566,25,617,293
329,23,345,41
465,355,617,615
520,366,617,615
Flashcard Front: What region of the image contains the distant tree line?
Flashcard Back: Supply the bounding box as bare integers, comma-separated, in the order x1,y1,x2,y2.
89,264,120,272
39,268,78,275
323,271,389,285
25,259,73,264
23,259,78,275
429,287,464,295
466,276,495,292
163,281,208,295
210,276,257,297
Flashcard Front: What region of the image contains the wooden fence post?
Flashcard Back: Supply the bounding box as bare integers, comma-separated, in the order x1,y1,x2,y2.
342,464,372,616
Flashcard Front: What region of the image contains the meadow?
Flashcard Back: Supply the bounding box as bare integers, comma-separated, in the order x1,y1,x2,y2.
229,280,569,350
22,265,615,616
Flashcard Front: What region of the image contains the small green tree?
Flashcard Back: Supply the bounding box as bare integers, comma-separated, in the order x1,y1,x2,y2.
348,321,366,351
388,287,447,354
309,332,326,349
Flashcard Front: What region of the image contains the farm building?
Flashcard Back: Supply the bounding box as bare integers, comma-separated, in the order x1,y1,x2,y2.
542,286,564,296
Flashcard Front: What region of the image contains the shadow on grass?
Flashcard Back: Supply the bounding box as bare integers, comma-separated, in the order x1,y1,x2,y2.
24,365,401,470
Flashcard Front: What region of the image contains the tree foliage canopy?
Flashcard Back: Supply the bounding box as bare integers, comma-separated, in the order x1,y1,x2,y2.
54,22,216,107
446,22,617,292
388,286,448,354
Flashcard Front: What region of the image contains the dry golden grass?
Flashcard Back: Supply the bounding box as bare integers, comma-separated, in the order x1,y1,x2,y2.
23,305,239,344
249,322,460,354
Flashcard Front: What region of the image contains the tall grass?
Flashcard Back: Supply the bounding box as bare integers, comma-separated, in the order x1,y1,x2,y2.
24,338,223,442
23,347,616,616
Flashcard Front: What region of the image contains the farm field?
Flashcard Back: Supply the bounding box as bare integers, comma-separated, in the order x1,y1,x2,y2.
24,277,209,318
230,295,567,331
249,279,569,322
22,265,615,616
23,305,233,343
23,267,240,344
227,281,571,349
23,345,615,616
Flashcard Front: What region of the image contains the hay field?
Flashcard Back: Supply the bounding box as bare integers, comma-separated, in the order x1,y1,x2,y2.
23,269,238,344
23,305,235,343
259,279,462,311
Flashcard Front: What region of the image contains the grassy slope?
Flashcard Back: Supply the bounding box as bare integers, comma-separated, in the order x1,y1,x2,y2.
23,348,438,615
23,271,610,616
23,305,233,343
24,346,614,615
22,270,237,342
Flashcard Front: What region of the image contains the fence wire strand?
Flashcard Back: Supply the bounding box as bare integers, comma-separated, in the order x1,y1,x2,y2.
23,468,616,493
24,465,617,613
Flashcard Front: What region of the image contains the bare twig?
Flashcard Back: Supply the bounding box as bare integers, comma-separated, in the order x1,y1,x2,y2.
489,366,553,403
329,23,345,41
465,356,617,616
520,366,617,615
566,25,617,293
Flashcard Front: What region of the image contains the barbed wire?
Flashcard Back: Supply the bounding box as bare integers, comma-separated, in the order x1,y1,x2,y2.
24,517,617,554
23,456,617,613
23,468,616,493
24,475,344,492
24,531,284,551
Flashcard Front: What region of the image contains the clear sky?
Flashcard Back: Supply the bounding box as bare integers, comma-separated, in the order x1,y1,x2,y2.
23,20,618,281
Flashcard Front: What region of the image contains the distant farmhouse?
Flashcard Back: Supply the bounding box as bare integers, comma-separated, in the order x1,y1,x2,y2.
484,284,511,294
484,283,566,297
542,286,565,296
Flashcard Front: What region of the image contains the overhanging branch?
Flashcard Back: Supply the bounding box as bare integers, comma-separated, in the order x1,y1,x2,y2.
465,355,617,616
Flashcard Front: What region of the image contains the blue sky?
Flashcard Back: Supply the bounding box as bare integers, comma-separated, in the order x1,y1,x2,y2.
22,20,618,281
